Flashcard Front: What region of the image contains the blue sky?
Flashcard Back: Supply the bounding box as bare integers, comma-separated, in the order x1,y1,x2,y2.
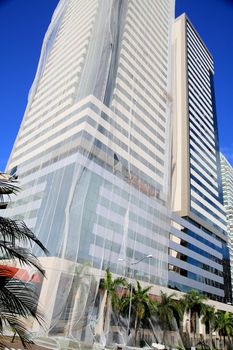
0,0,59,170
0,0,232,170
176,0,233,165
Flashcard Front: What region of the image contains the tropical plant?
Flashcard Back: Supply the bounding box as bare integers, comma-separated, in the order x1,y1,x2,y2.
0,173,19,209
97,268,127,334
120,280,158,345
201,305,216,349
181,290,207,345
214,310,233,348
0,173,48,348
157,291,183,344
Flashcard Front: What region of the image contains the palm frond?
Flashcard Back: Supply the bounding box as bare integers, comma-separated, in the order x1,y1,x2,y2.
0,276,44,325
135,280,152,294
0,244,46,275
112,277,127,288
0,176,48,348
0,217,49,255
0,176,19,196
0,269,45,348
0,313,33,348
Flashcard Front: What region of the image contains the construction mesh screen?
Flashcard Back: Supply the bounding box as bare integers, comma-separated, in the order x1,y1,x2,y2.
4,0,177,347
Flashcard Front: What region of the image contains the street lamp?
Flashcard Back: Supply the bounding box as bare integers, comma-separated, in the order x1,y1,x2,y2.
118,254,153,342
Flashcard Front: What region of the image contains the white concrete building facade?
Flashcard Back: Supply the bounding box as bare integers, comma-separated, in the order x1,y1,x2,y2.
5,0,175,339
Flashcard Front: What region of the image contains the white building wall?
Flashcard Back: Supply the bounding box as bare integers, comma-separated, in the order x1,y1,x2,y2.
5,0,175,337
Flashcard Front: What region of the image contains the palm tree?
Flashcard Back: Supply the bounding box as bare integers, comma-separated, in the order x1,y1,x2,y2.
0,173,48,347
201,305,216,349
0,173,48,272
0,172,19,209
0,268,44,345
120,281,158,345
181,290,207,346
95,268,126,339
214,310,233,348
158,291,183,344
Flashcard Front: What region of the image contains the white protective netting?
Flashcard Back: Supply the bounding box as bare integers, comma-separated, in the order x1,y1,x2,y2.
5,0,178,347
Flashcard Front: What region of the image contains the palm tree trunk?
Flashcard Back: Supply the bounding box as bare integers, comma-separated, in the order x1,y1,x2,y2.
209,325,213,350
162,323,167,345
219,334,222,349
193,312,197,347
134,315,139,346
227,335,231,349
103,294,111,333
95,290,107,340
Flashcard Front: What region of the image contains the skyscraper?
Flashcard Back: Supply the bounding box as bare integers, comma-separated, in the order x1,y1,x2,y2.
171,14,231,303
220,153,233,295
5,0,175,339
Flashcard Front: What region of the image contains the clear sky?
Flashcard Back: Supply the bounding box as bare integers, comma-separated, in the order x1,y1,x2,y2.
0,0,232,171
176,0,233,165
0,0,59,170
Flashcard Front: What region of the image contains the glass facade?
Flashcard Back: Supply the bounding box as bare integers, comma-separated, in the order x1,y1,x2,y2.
171,15,232,303
186,20,226,234
168,215,227,302
186,19,231,302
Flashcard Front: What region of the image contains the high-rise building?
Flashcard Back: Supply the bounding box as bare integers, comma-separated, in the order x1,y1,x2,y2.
220,153,233,295
171,14,231,303
5,0,175,339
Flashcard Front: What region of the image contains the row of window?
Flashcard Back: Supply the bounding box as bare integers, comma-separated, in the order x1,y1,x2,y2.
121,39,167,86
190,125,215,158
188,74,212,113
129,1,168,53
191,195,226,227
129,6,167,56
191,207,226,235
187,22,213,70
169,248,222,276
190,153,216,184
18,129,164,196
187,49,211,91
125,15,168,69
181,226,223,253
191,185,225,217
190,145,217,182
117,67,166,113
169,264,223,289
19,97,90,142
189,95,214,132
189,108,215,144
168,281,224,303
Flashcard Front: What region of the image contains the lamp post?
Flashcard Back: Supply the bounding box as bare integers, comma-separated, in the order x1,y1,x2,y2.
118,254,153,343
